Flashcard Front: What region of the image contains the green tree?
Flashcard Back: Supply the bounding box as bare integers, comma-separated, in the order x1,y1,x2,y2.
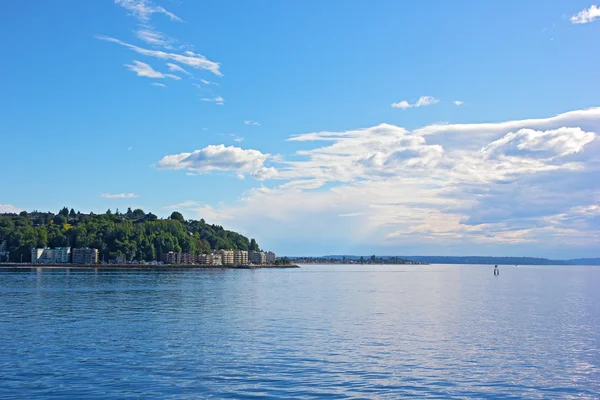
250,238,259,252
170,211,184,223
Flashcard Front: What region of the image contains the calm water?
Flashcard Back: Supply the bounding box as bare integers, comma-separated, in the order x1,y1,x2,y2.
0,264,599,399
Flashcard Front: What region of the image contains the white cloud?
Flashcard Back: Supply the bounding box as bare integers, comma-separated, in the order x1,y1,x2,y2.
200,96,224,105
392,96,439,109
97,35,222,76
244,120,261,126
151,82,166,87
166,63,190,75
165,73,181,80
136,29,168,46
570,5,600,24
161,201,203,210
115,0,181,22
156,145,274,178
172,107,600,254
453,100,464,106
200,79,218,85
230,134,244,143
124,60,164,78
390,100,411,110
101,193,139,199
482,127,596,158
0,204,24,214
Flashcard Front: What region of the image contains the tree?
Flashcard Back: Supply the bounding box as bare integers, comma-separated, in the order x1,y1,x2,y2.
53,215,67,226
132,209,145,218
106,209,112,215
69,208,76,219
170,211,184,223
359,256,365,264
250,238,259,252
126,207,133,218
59,207,69,217
19,211,28,218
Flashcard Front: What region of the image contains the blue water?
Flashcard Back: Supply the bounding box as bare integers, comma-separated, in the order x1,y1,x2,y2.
0,264,599,399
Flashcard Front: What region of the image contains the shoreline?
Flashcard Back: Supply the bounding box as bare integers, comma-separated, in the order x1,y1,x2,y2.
0,263,300,270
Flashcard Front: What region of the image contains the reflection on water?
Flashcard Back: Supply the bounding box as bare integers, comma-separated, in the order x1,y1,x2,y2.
0,265,599,398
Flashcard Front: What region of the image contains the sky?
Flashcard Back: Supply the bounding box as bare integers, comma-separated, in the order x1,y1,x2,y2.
1,0,599,258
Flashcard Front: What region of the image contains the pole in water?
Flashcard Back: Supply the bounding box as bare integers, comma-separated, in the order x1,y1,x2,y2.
494,265,499,276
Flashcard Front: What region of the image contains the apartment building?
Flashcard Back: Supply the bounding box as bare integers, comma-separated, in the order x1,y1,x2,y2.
72,248,98,264
249,251,266,264
161,252,194,264
31,247,71,264
265,251,277,264
234,250,248,265
219,250,234,265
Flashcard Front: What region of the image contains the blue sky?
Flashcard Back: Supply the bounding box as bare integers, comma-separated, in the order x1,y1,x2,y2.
1,0,599,257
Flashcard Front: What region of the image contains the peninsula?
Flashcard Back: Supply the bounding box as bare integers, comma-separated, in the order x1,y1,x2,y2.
0,207,296,268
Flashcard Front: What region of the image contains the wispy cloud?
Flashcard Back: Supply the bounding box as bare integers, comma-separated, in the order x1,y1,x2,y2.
161,201,202,210
135,28,169,46
97,35,222,76
0,204,24,214
230,134,244,143
166,63,191,75
165,73,181,80
200,96,224,105
151,83,166,87
200,79,218,85
115,0,182,23
392,96,439,109
453,100,464,106
124,60,164,78
101,193,139,199
244,120,261,126
570,5,600,24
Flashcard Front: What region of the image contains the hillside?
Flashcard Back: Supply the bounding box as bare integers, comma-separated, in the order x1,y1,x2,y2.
0,207,259,263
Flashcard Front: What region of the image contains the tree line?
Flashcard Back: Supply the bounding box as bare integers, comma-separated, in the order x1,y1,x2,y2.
0,207,260,263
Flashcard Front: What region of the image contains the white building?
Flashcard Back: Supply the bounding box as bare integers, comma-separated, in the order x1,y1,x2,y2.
265,251,276,264
31,247,71,264
209,253,222,266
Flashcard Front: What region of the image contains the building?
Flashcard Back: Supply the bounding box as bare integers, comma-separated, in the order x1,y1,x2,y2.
265,251,276,264
219,250,234,265
31,247,71,264
196,253,209,264
234,250,248,265
249,251,266,264
161,252,194,264
72,248,98,264
209,253,222,266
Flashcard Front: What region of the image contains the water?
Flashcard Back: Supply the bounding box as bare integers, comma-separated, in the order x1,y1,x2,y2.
0,264,599,399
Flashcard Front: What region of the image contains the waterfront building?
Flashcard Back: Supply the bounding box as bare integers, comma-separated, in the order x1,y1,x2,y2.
219,250,234,265
196,254,209,264
161,252,194,264
234,250,248,265
31,247,71,264
72,248,98,264
249,251,266,264
266,251,276,264
209,253,222,266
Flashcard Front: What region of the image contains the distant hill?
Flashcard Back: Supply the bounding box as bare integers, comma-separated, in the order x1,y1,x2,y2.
321,255,600,266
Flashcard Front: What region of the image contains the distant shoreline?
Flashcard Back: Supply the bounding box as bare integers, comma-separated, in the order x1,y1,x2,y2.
0,263,300,270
